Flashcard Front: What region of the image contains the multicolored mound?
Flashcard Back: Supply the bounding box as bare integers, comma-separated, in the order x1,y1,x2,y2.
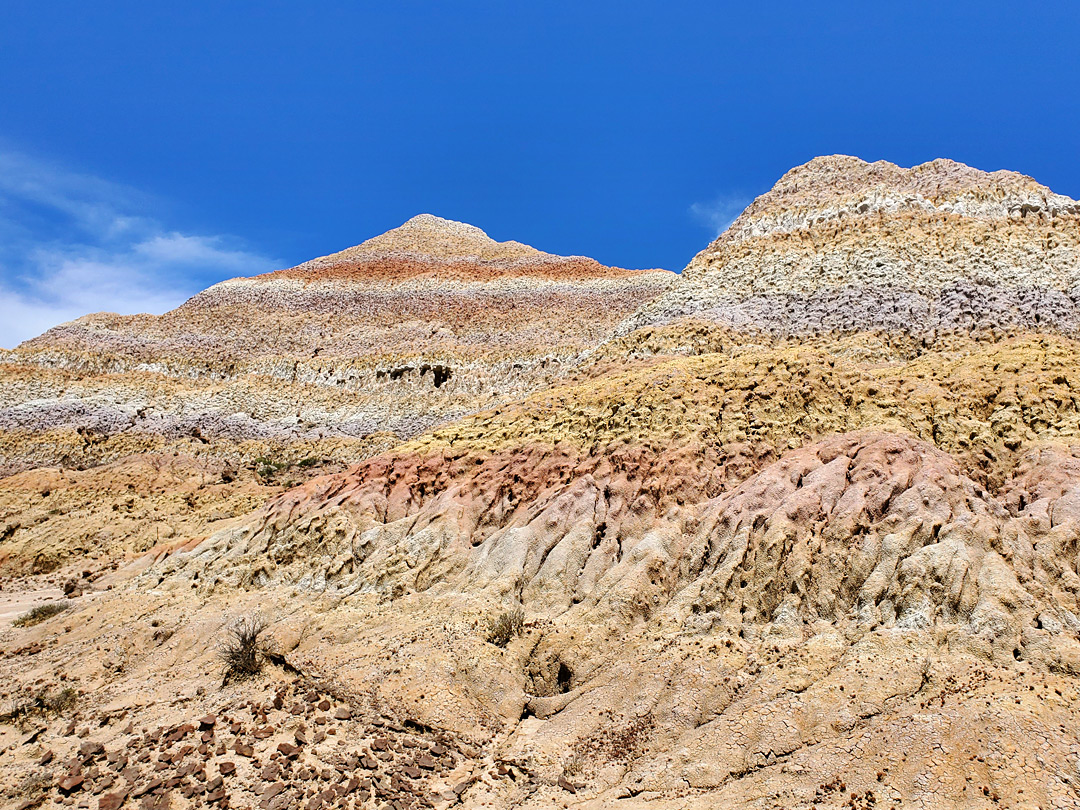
0,215,673,478
4,160,1080,810
622,155,1080,338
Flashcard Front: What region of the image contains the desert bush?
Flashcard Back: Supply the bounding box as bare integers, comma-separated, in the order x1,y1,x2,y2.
485,607,525,647
17,769,53,802
218,615,276,682
45,686,78,715
253,457,287,480
0,695,34,725
12,601,70,627
0,685,78,726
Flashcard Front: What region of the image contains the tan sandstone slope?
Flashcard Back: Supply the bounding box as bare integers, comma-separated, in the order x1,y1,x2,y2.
2,158,1080,810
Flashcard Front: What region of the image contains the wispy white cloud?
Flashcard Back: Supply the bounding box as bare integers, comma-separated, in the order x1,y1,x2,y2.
689,194,752,237
0,148,280,349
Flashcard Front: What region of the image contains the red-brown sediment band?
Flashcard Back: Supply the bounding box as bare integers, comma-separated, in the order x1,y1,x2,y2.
266,255,659,283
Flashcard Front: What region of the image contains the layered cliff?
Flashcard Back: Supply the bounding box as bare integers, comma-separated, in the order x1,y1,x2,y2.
0,215,673,477
620,155,1080,339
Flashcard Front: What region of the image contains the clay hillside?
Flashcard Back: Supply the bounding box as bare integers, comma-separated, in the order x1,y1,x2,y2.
3,157,1080,810
0,217,672,571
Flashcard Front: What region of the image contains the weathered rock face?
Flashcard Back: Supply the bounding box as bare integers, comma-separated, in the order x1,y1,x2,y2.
4,160,1080,810
622,155,1080,337
158,429,1078,658
43,430,1080,809
0,215,673,477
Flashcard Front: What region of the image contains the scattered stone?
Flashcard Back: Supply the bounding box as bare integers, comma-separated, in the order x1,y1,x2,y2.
58,774,85,793
261,782,285,799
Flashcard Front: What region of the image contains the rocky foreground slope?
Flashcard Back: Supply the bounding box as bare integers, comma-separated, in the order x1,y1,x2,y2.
3,157,1080,810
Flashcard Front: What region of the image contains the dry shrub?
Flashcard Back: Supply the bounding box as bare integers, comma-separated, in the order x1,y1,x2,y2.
485,607,524,647
47,687,78,715
17,769,53,803
218,615,276,682
12,601,70,627
0,686,78,726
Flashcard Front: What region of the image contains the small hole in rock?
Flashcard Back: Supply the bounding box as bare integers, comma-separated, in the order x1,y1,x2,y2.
557,663,573,694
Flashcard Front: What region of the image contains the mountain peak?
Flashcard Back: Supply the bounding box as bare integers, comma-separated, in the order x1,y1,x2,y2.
320,213,549,265
744,155,1072,226
264,214,669,284
616,155,1080,338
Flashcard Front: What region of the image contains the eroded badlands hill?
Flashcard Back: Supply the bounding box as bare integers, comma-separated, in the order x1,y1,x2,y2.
0,214,673,477
622,155,1080,339
0,217,670,570
3,158,1080,810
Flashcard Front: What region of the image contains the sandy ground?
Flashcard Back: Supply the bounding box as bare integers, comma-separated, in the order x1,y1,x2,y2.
0,583,72,626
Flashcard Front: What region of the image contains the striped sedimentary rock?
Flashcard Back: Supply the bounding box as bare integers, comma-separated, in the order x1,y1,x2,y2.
0,215,672,473
620,155,1080,337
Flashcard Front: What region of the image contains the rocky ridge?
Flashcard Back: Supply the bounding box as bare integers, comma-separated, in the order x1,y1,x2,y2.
0,213,672,483
620,155,1080,339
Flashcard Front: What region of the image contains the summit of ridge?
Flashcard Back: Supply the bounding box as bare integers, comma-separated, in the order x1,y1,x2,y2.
270,214,665,282
615,154,1080,338
725,154,1078,233
324,213,550,264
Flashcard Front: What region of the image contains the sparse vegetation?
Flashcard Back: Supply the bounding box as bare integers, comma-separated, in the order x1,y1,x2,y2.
565,711,654,776
47,686,79,714
485,607,524,647
17,769,53,804
218,615,276,682
253,456,322,480
12,601,70,627
1,685,79,726
153,627,175,644
253,457,287,480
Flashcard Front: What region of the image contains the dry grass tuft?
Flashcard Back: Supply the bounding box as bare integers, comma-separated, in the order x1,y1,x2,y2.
485,607,524,648
218,615,276,682
12,601,70,627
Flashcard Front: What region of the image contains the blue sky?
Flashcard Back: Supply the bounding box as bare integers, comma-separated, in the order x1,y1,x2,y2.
1,2,1078,347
